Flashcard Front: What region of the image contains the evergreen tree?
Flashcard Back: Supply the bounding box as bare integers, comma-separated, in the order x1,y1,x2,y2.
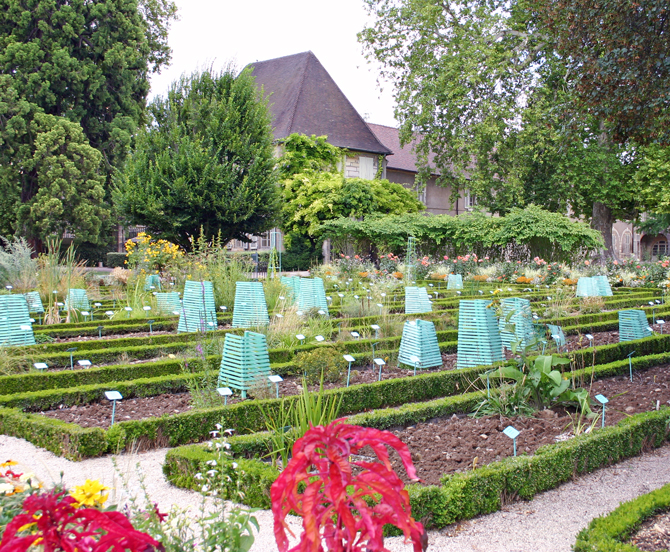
114,68,282,249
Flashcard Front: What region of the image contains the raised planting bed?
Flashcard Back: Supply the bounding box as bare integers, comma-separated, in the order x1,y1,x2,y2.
164,376,670,530
2,333,670,459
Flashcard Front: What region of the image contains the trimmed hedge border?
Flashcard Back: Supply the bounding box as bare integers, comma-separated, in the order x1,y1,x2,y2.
574,482,670,552
2,319,670,460
164,405,670,528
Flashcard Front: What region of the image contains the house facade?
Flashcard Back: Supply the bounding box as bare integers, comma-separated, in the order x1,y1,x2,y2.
223,50,665,261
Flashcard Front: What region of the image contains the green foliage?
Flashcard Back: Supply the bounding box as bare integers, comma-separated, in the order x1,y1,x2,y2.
487,354,592,414
106,252,128,268
295,347,344,385
531,0,670,145
358,0,647,251
259,379,341,467
279,133,423,247
574,482,670,552
471,383,535,418
115,68,281,249
277,133,342,177
0,0,177,243
320,205,603,262
283,172,423,246
0,83,109,243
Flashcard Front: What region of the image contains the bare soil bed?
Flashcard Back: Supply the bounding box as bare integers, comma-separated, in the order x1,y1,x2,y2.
41,357,670,486
380,363,670,485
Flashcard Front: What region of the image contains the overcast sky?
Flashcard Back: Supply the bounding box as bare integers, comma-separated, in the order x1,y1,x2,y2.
148,0,398,127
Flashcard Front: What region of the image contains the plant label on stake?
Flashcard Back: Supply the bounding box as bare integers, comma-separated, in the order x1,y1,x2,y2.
595,394,608,428
370,324,380,339
409,355,420,376
33,362,48,371
627,350,636,382
374,358,385,381
503,425,520,456
343,355,356,387
268,375,283,399
105,391,123,426
66,347,77,370
296,334,305,345
217,387,232,406
658,320,665,334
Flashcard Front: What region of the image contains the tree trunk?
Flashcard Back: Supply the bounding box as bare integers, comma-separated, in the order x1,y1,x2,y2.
591,201,614,262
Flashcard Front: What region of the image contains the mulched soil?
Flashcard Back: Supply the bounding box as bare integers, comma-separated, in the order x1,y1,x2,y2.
628,510,670,551
377,363,670,485
41,358,670,485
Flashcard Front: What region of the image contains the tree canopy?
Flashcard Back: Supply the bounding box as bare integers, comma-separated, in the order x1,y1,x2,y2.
531,0,670,145
114,68,282,249
359,0,667,257
0,0,177,247
278,133,424,248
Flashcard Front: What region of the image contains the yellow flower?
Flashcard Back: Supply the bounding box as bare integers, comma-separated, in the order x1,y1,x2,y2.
1,460,17,468
69,479,110,507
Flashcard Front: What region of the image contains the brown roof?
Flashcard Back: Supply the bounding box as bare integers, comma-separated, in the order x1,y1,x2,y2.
247,52,391,155
367,123,439,175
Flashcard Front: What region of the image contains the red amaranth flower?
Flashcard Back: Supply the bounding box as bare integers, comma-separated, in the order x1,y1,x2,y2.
0,490,163,552
271,420,425,552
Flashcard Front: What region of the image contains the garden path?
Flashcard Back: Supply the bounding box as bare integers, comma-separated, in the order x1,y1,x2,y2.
0,435,669,551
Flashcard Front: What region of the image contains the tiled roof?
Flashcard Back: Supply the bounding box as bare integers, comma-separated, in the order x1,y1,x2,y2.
367,123,439,175
247,51,391,155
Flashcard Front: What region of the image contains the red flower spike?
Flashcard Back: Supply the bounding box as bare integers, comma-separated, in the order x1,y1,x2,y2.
271,419,425,552
0,491,163,552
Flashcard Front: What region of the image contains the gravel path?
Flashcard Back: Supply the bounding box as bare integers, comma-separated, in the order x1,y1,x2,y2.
1,435,669,551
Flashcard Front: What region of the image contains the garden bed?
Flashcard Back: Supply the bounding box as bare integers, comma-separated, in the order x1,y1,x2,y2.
379,363,670,485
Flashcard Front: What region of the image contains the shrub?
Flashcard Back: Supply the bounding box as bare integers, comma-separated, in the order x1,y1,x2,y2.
295,347,344,385
105,252,127,268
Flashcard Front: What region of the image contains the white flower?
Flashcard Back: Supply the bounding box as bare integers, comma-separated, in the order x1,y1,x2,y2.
0,483,14,494
231,462,238,469
206,441,213,448
19,472,35,482
201,485,209,493
224,428,234,435
194,473,204,480
214,442,222,450
223,442,231,450
206,459,217,466
209,431,220,437
215,423,223,430
206,469,217,477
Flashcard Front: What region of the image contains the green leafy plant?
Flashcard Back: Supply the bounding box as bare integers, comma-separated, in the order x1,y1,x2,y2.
488,355,593,415
121,429,258,552
271,419,426,552
471,383,535,418
294,346,343,385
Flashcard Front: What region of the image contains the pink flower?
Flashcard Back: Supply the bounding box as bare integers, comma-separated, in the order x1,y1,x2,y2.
444,256,449,260
584,260,590,266
613,260,619,265
345,256,350,260
484,256,489,260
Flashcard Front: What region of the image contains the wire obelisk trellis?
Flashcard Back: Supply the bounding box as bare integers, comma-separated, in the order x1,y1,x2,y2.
405,236,417,283
268,231,281,279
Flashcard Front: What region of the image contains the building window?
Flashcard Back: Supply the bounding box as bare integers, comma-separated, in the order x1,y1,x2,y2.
612,230,620,255
359,156,375,180
464,191,476,209
260,232,270,248
416,186,426,205
652,239,668,257
622,231,632,255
